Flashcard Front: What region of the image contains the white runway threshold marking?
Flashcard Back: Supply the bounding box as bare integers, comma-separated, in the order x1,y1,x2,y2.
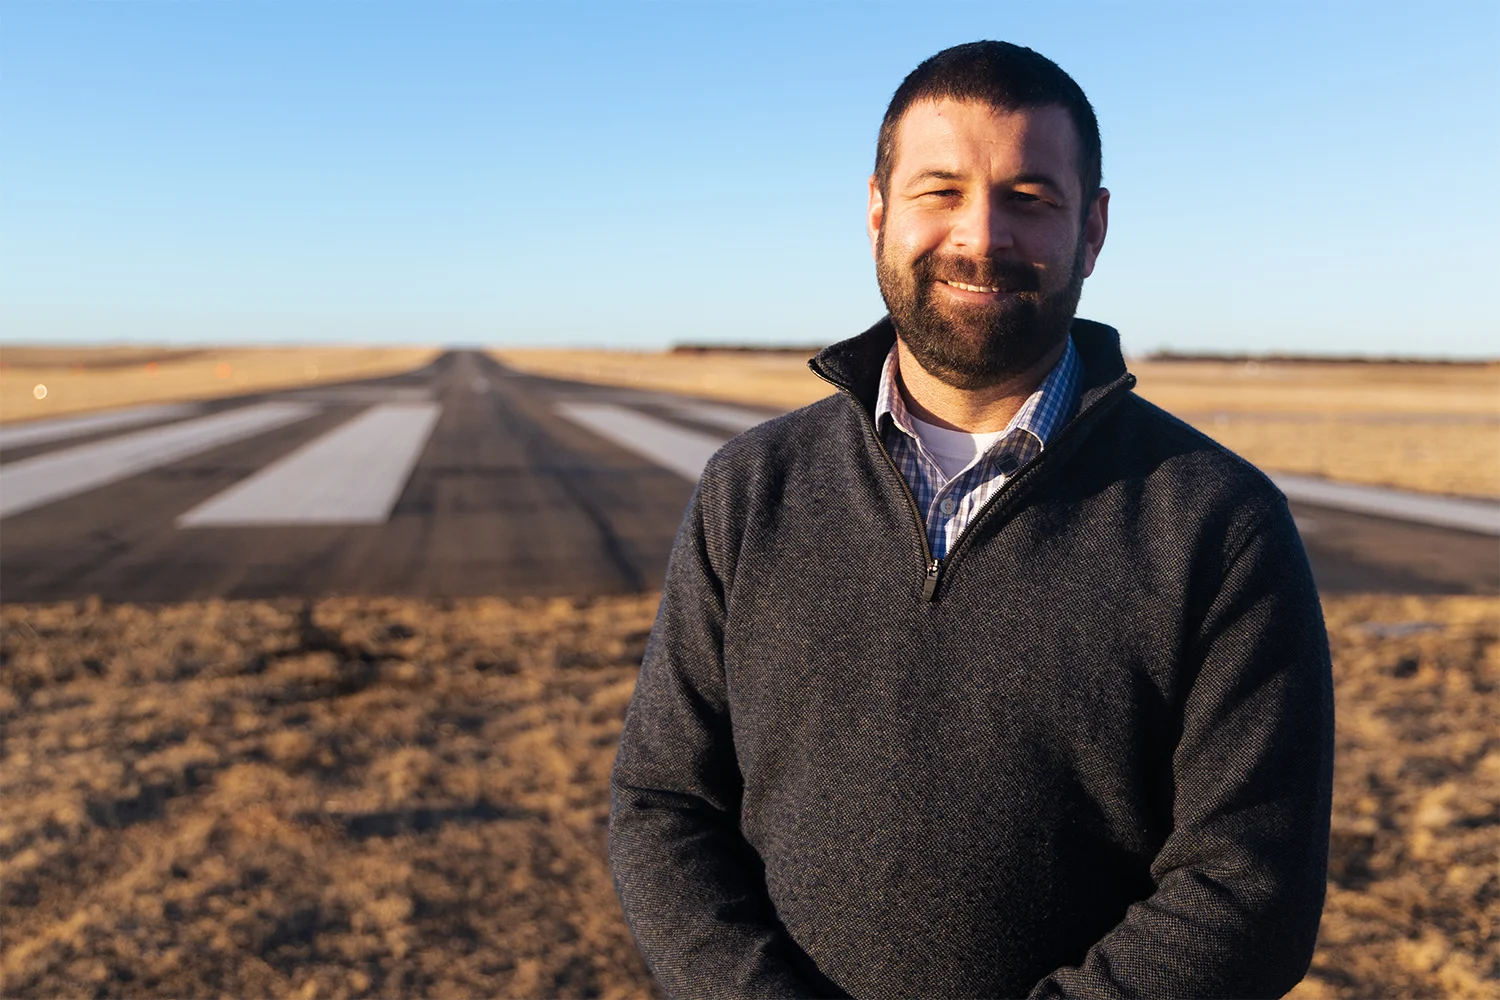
556,403,726,481
663,401,773,434
178,402,442,526
0,402,202,451
1271,473,1500,537
0,403,319,520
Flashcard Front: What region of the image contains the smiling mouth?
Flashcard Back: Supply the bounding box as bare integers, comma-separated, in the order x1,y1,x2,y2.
943,280,1004,294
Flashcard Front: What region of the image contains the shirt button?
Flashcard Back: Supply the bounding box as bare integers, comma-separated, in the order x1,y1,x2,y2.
939,497,957,516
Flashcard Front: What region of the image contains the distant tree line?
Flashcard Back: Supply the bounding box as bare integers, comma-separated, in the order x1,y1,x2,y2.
670,343,1494,365
1142,350,1496,366
670,344,824,355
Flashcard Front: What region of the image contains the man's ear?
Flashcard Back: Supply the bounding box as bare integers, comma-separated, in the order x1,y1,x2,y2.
1081,187,1109,278
867,175,884,260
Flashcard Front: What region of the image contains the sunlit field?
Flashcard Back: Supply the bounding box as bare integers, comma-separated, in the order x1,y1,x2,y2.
1,346,441,424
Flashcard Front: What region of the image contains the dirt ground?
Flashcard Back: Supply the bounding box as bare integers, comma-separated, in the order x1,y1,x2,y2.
493,349,1500,499
2,594,1495,998
0,346,439,424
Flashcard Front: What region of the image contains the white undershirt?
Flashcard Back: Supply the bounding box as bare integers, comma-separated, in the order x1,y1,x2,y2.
907,415,1009,481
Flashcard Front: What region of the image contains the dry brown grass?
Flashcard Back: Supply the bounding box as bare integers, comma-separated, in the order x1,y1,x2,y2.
1,346,441,425
1130,359,1498,417
1131,359,1500,500
2,594,1495,998
0,596,659,999
492,349,1500,499
1289,595,1500,1000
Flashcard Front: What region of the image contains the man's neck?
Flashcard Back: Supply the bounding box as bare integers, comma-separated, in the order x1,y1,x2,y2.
895,338,1067,433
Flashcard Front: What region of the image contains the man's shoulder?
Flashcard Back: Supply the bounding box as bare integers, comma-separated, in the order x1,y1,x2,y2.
686,393,866,553
1103,390,1290,520
703,392,862,483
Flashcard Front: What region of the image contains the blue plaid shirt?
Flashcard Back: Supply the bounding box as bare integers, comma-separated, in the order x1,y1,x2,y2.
875,338,1081,561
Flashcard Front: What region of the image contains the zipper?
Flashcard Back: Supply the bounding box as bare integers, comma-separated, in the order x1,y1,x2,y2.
810,360,940,598
922,558,942,601
812,353,1137,603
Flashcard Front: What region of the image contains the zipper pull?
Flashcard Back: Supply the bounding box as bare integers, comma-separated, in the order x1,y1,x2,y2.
922,558,942,601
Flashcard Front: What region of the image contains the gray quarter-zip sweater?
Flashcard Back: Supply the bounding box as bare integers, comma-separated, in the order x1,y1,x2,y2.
608,317,1334,999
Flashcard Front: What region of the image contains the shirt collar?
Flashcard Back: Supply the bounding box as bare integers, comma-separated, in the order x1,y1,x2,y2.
875,336,1081,451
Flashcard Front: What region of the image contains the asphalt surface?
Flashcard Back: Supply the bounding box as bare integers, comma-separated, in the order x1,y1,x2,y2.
1,350,1494,602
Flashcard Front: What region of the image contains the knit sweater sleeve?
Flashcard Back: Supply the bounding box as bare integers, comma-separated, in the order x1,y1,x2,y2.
1028,500,1335,1000
608,471,824,999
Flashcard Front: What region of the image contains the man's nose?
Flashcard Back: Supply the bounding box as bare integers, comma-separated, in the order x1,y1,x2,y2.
947,195,1014,256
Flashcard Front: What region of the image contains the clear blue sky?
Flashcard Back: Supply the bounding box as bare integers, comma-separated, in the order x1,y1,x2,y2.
2,1,1495,357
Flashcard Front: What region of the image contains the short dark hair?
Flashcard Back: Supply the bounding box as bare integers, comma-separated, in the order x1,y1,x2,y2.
875,41,1102,214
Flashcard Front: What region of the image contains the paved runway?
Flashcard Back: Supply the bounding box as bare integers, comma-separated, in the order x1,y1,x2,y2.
1,350,1494,601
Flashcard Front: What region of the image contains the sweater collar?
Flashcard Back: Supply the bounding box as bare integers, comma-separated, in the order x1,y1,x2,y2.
810,315,1133,420
874,336,1081,451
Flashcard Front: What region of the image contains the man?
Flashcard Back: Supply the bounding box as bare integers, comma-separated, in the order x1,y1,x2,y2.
609,41,1334,999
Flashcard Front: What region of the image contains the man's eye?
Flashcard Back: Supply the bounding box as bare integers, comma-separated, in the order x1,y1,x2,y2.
921,189,960,198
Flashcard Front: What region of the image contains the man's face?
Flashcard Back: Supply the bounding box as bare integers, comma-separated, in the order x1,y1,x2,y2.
868,99,1109,389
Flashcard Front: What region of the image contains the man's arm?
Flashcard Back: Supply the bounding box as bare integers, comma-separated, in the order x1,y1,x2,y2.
1029,501,1335,1000
609,474,825,999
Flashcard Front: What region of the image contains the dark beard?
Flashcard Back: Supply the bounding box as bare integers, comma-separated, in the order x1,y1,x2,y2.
875,234,1086,390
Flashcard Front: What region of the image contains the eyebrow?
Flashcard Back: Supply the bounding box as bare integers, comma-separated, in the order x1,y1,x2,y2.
1008,172,1069,194
904,169,1070,197
906,170,964,186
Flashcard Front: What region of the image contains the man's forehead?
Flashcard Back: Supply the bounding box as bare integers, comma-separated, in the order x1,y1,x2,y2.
889,98,1080,185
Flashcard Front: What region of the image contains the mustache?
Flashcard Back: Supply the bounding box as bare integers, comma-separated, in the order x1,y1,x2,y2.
914,253,1041,293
